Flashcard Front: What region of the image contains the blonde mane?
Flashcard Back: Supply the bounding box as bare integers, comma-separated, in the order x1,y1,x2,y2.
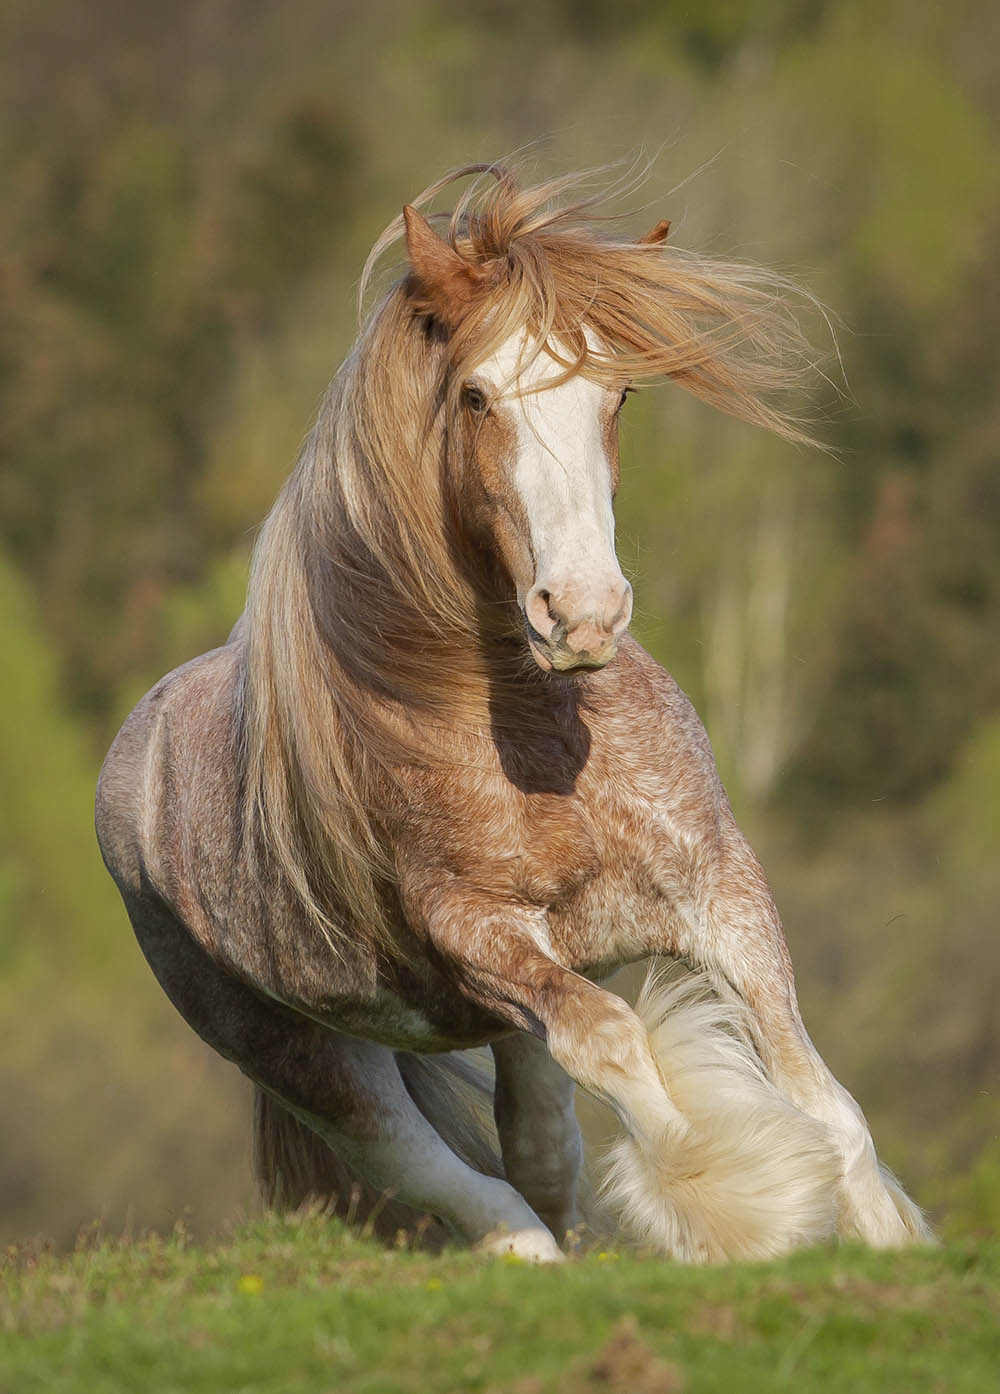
242,163,823,949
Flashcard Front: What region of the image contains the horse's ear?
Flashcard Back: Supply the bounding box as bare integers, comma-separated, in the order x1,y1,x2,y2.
638,218,671,245
402,204,484,329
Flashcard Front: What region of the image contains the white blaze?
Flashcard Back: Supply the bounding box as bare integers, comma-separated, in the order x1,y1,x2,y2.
477,334,626,621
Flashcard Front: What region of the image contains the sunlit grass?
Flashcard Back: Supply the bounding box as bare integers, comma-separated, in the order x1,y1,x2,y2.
3,1213,998,1393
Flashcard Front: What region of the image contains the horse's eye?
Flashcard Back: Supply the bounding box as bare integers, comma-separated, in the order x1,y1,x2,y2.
461,383,489,414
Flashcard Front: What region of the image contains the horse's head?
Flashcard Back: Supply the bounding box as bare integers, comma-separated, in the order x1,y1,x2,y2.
387,173,816,675
403,204,638,674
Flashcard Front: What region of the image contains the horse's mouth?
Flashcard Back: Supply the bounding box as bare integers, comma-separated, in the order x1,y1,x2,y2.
523,618,620,674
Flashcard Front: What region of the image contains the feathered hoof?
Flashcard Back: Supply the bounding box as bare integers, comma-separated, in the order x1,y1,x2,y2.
837,1160,936,1248
601,970,842,1263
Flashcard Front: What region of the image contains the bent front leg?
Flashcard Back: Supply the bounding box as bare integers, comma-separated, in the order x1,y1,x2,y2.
410,886,689,1151
412,882,845,1260
492,1033,583,1244
410,879,852,1260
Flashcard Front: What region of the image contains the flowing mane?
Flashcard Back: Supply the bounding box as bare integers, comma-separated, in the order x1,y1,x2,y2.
241,163,822,949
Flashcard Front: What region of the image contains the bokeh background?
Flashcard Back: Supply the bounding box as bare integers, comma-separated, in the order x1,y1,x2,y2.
2,0,998,1247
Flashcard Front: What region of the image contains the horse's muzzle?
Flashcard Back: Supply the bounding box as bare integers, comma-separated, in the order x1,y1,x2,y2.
523,576,633,673
524,618,624,673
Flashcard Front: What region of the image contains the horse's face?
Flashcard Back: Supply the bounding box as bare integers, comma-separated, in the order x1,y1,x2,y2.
400,206,633,672
458,334,633,673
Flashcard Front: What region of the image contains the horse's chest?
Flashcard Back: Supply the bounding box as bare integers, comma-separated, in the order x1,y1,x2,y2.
419,771,676,908
403,771,602,905
499,771,707,970
542,786,682,964
476,798,601,905
398,732,710,971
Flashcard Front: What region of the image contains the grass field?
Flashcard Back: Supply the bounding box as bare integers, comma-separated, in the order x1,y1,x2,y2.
2,1215,998,1394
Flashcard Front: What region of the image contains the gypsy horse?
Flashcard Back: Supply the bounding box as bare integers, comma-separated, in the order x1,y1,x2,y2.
96,164,929,1262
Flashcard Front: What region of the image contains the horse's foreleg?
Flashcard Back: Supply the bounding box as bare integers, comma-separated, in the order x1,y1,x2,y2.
414,892,690,1163
416,889,841,1259
271,1039,565,1261
125,893,563,1261
669,832,931,1246
491,1033,583,1245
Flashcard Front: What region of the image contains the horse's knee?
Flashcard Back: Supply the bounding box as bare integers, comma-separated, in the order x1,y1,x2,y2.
548,990,642,1078
549,993,652,1093
545,991,687,1143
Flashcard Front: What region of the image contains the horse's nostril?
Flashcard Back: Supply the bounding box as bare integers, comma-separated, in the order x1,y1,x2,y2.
611,583,634,636
525,584,561,641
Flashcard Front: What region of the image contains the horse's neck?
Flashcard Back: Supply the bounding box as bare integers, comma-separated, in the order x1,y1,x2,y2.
339,604,589,768
487,669,593,795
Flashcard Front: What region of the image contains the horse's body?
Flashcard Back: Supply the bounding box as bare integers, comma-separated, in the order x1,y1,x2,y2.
97,165,929,1262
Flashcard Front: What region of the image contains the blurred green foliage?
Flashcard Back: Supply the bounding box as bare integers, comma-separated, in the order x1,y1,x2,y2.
0,0,997,1245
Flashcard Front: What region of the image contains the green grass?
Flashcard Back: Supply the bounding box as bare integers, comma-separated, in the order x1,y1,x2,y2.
2,1215,998,1394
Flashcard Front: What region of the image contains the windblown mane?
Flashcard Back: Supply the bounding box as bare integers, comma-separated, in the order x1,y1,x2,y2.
242,162,823,949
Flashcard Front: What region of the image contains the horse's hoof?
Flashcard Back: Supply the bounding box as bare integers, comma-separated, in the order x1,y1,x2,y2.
477,1226,566,1263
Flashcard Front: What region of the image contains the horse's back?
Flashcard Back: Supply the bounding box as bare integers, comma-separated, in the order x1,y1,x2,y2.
95,643,243,902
